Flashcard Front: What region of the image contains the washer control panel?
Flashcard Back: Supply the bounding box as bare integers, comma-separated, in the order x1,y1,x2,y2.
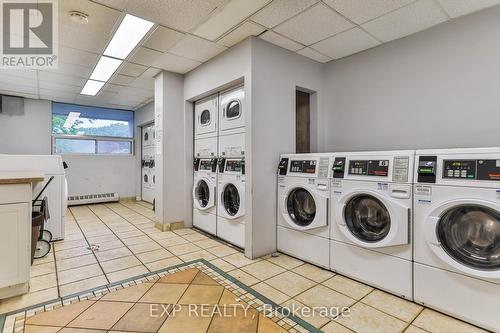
348,160,389,177
443,159,500,181
332,157,346,178
290,160,316,174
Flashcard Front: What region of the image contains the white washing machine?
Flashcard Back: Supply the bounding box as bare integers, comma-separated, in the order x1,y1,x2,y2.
217,157,245,248
194,94,218,140
330,151,415,299
194,137,218,158
218,86,245,158
277,153,334,268
141,123,156,204
0,154,68,240
193,158,218,235
413,147,500,331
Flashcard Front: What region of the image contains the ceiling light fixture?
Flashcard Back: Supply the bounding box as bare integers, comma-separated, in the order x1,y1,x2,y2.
104,14,155,59
89,56,123,82
80,80,105,96
69,11,89,25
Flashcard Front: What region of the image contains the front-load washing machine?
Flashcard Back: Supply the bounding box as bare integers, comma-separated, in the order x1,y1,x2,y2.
217,157,245,248
194,94,218,140
413,147,500,331
193,158,218,235
218,86,245,158
277,153,334,268
330,151,415,299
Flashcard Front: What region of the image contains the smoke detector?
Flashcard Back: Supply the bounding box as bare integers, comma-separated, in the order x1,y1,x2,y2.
69,11,89,24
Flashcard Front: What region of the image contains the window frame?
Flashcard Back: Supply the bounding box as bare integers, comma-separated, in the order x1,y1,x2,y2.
52,134,134,156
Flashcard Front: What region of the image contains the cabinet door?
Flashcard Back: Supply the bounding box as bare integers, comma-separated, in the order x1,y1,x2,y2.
0,203,30,288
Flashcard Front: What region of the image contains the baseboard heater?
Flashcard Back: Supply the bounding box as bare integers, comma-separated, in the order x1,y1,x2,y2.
68,192,120,206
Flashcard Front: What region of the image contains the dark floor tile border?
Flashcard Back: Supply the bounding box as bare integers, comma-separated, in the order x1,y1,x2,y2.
0,259,321,333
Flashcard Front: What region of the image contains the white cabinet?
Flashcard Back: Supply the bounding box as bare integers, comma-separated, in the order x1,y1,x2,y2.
0,183,32,299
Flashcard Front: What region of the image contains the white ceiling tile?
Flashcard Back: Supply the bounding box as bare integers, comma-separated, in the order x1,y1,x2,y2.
92,0,129,10
153,52,202,74
0,89,38,100
0,83,38,95
274,3,354,45
324,0,415,24
119,62,148,77
39,88,78,100
218,21,265,47
362,0,448,42
251,0,318,28
259,30,303,51
192,0,270,40
296,47,332,63
140,67,162,78
437,0,500,18
117,86,153,98
129,77,155,90
58,46,100,67
0,74,37,87
125,0,226,31
0,69,37,80
38,71,87,86
312,27,381,59
46,62,92,78
38,80,82,93
169,35,227,62
110,74,136,85
142,26,185,52
129,47,163,66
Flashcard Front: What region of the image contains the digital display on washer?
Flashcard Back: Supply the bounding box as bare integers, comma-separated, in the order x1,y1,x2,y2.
443,160,476,179
199,160,213,171
225,160,243,172
349,160,389,176
290,160,316,173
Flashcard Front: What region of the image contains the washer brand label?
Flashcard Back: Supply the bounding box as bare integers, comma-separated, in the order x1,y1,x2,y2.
377,183,389,191
331,180,342,188
415,185,432,196
332,190,342,196
496,190,500,200
417,199,432,205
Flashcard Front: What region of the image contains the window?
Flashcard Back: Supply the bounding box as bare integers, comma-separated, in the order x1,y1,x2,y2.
52,103,134,155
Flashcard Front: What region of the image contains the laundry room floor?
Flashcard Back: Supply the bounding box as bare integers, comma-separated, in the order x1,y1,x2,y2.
0,202,487,333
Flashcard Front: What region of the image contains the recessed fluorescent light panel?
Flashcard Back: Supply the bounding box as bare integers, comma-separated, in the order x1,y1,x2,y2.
80,80,105,96
104,14,155,59
89,56,122,81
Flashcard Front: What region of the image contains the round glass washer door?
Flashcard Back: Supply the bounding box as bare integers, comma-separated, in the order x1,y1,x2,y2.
200,109,211,126
223,184,240,216
195,180,211,208
344,195,391,242
437,205,500,271
226,100,241,119
286,188,316,227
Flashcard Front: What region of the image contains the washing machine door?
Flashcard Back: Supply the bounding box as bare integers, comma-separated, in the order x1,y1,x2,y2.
281,185,327,231
193,178,215,211
195,96,217,138
337,190,409,247
219,88,244,133
220,182,244,219
425,199,500,279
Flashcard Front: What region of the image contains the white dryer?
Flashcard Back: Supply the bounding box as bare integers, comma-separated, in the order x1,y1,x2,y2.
277,153,334,268
218,86,245,158
330,151,414,299
194,94,218,140
193,158,218,235
217,157,245,248
413,148,500,331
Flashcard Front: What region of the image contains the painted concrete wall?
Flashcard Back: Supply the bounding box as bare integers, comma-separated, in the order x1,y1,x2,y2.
323,6,500,152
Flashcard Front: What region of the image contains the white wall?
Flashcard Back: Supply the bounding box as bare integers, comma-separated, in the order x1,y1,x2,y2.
323,6,500,152
0,99,52,154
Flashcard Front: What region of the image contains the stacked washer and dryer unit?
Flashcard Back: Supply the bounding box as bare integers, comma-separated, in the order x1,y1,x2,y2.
193,86,245,248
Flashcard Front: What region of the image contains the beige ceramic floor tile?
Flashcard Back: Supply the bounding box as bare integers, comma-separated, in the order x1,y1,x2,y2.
56,246,93,260
26,300,95,326
336,303,407,333
173,228,197,236
241,261,286,280
158,305,212,333
149,231,178,241
94,247,132,262
295,285,356,316
322,275,374,300
59,275,108,297
178,249,217,262
412,309,488,333
112,303,170,332
29,273,57,292
228,269,260,286
100,256,142,274
266,253,304,269
156,236,189,247
207,306,258,333
106,265,149,283
292,263,335,283
209,258,236,272
206,244,239,257
145,257,184,271
193,238,222,249
257,313,288,332
252,282,290,304
31,262,56,277
136,249,174,264
178,284,224,305
58,264,103,285
57,254,98,271
0,287,58,314
120,235,153,246
115,229,144,239
139,283,189,304
321,320,355,333
361,289,423,322
222,252,258,267
68,301,134,330
404,326,428,333
92,240,123,252
192,271,219,286
128,241,162,254
265,271,316,297
24,325,62,333
158,268,200,284
280,299,331,328
54,239,89,252
167,242,202,256
101,283,154,302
